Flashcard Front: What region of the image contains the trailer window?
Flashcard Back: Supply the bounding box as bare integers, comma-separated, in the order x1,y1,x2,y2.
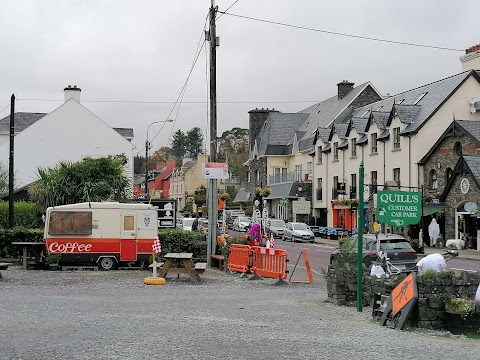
124,215,135,231
48,211,92,235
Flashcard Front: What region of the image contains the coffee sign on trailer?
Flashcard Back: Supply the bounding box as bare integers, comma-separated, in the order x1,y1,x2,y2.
376,191,422,227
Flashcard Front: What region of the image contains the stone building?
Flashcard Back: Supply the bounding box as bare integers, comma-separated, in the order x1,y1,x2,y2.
420,120,480,248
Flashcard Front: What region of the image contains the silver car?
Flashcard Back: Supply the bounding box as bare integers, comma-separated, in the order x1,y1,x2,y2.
232,216,252,232
266,219,286,238
282,222,315,243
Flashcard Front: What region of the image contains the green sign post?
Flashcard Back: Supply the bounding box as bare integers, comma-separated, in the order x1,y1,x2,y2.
376,190,422,227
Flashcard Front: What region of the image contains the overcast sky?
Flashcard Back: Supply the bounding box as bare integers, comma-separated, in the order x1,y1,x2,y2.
0,0,478,155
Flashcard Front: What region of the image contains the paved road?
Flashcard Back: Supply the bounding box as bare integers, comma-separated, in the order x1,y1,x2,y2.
1,268,480,360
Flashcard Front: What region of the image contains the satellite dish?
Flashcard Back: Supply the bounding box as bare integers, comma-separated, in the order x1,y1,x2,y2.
464,201,477,213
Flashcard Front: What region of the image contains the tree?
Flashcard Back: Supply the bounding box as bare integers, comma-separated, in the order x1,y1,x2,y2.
186,127,204,157
0,161,17,194
134,155,145,174
171,129,187,159
149,146,171,168
28,155,130,212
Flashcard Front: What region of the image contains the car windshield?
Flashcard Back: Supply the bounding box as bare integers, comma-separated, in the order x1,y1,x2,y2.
183,219,194,226
270,220,285,227
293,223,308,230
238,217,250,222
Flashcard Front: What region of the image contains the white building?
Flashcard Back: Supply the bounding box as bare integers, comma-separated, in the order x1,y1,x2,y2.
0,85,134,193
313,49,480,230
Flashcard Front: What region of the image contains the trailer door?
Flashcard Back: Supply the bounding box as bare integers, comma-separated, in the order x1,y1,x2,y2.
120,213,137,261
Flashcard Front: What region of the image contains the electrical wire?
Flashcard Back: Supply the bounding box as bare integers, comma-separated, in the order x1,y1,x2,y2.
17,98,320,104
0,104,10,116
216,0,239,21
218,11,464,52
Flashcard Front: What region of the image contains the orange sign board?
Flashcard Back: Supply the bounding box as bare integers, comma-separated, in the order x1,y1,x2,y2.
391,273,417,316
217,197,225,211
302,250,314,284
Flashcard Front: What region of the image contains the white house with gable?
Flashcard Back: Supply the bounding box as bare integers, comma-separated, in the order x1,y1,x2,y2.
0,85,135,194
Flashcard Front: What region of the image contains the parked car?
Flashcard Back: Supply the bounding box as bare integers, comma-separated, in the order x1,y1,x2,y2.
232,216,252,232
224,210,246,229
176,217,195,231
198,218,209,233
309,225,322,237
265,219,286,238
329,234,417,271
282,222,315,243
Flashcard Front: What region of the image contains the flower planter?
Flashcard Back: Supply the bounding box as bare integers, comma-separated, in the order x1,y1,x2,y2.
445,312,480,335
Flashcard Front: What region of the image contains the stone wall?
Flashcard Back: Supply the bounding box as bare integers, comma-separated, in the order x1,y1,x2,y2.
246,157,268,193
326,265,480,330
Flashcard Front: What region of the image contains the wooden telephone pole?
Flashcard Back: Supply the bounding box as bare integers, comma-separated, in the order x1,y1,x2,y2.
207,0,218,265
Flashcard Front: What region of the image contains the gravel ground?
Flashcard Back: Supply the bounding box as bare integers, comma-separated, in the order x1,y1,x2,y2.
1,267,479,360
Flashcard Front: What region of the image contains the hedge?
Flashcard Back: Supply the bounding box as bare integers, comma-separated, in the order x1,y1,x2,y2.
0,201,43,229
0,227,44,258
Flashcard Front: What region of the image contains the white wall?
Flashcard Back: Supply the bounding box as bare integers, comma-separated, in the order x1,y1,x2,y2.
0,99,134,190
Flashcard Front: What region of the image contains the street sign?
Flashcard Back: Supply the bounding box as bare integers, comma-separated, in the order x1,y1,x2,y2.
280,198,288,206
203,162,229,179
376,191,421,227
292,200,310,214
391,273,417,316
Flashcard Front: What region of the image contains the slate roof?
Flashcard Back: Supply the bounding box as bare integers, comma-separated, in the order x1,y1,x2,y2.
269,182,297,199
255,113,309,156
357,133,368,144
338,139,349,149
0,112,134,140
351,70,476,135
350,117,368,134
456,120,480,143
113,127,134,139
378,129,390,140
295,82,379,152
393,104,421,124
317,127,332,142
233,188,251,202
333,123,349,139
0,112,46,133
464,156,480,184
181,160,196,173
369,111,390,130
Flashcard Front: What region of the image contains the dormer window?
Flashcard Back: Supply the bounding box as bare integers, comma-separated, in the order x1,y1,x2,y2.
393,127,401,150
333,142,339,161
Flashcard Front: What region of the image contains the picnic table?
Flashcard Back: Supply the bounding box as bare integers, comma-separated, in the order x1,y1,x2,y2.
157,253,206,282
0,262,13,279
11,242,45,270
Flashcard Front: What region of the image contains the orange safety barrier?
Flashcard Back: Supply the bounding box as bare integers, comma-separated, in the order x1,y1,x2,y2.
250,246,288,280
227,244,252,273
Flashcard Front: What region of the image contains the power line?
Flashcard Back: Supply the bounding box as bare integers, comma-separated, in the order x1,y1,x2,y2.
218,11,464,52
16,98,319,104
0,103,10,116
216,0,240,21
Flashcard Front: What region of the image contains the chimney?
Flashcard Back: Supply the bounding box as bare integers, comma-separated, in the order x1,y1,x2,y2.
64,85,81,103
337,80,354,100
460,44,480,71
248,108,279,152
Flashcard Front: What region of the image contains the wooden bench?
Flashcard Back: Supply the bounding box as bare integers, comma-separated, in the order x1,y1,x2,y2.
210,255,225,270
0,262,13,279
194,262,207,274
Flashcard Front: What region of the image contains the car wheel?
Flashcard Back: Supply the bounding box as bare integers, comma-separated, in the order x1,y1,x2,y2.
282,235,285,241
99,257,116,271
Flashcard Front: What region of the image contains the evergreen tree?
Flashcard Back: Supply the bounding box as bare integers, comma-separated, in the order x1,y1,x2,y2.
186,127,204,157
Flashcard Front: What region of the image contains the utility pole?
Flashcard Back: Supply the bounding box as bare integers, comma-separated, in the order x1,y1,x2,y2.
207,0,218,265
9,94,15,229
145,140,149,198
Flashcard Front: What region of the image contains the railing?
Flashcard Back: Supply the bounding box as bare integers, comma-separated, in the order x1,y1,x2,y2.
220,176,240,184
370,184,378,194
269,171,312,185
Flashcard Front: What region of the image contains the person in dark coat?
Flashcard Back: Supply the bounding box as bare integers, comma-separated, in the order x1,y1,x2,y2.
191,216,199,232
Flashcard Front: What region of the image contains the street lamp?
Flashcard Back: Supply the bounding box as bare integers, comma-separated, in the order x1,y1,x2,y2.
145,119,173,198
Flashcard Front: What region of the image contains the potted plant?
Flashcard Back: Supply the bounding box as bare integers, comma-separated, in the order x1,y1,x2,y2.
46,253,62,271
444,297,480,335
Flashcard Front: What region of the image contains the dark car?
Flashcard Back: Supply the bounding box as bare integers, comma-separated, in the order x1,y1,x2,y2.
309,225,322,237
329,234,417,271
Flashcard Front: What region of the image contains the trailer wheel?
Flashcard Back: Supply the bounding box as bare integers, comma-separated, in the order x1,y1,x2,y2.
98,257,116,271
144,277,166,286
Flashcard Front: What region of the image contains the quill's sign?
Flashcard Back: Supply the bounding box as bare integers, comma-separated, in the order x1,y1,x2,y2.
376,191,421,227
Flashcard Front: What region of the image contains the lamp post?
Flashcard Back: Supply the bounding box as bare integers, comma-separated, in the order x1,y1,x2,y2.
145,119,173,198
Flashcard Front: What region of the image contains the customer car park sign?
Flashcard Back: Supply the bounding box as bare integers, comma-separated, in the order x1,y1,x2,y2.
376,191,421,227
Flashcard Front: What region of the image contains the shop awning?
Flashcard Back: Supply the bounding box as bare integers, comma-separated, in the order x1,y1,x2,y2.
422,204,447,216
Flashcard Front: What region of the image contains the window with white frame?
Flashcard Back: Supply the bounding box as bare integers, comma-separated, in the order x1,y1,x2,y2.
317,146,323,163
306,162,312,181
247,171,251,183
393,127,401,149
429,169,438,190
371,133,378,154
333,142,339,161
295,164,302,181
317,178,323,201
351,138,357,158
273,167,287,183
393,168,401,186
